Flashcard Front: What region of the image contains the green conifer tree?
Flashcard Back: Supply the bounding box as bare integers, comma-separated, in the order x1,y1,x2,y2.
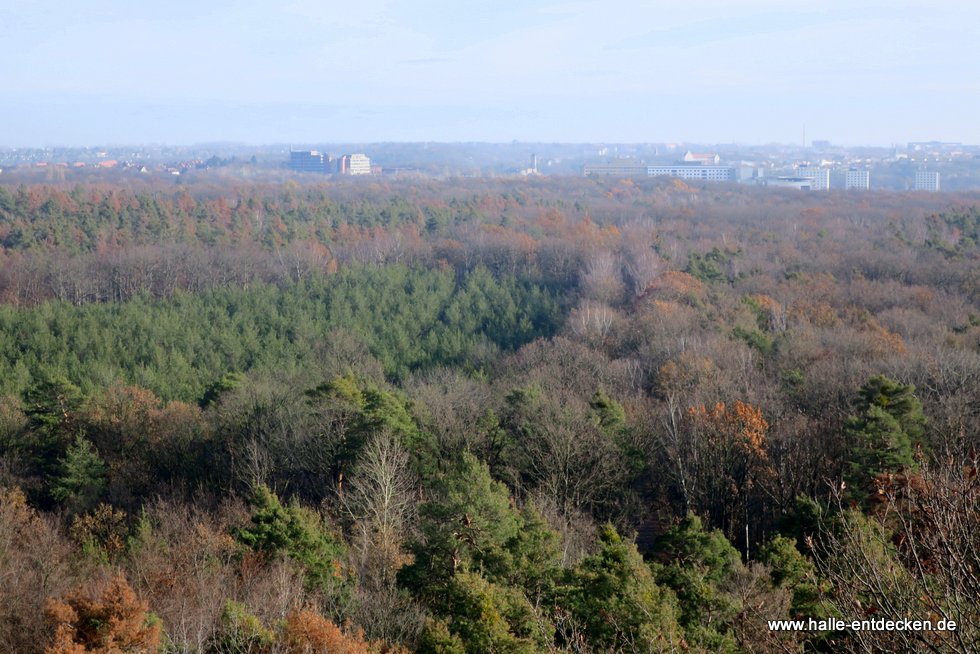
50,436,107,514
562,525,685,653
845,375,926,490
653,514,741,652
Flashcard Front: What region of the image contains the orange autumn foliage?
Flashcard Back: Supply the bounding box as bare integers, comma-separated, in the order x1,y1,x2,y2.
638,271,705,305
44,575,160,654
650,299,681,316
864,319,908,356
789,299,839,327
281,609,407,654
686,400,769,458
681,400,775,536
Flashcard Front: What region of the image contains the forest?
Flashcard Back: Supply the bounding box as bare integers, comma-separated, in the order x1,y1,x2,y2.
0,174,978,653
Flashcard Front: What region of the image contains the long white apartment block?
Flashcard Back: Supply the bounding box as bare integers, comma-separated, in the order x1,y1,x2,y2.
646,165,734,181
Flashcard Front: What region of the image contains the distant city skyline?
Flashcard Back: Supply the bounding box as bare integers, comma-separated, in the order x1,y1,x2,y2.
2,1,978,147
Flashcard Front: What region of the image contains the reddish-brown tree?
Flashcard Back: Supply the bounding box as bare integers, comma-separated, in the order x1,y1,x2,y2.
44,574,161,654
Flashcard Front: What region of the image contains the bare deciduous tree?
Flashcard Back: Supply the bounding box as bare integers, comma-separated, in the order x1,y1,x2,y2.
568,299,619,344
580,250,625,304
342,431,417,589
817,458,980,654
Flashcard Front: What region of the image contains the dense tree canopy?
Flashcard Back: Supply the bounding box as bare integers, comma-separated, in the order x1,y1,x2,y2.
0,176,978,653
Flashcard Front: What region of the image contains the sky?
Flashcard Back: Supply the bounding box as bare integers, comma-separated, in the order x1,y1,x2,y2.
2,0,979,147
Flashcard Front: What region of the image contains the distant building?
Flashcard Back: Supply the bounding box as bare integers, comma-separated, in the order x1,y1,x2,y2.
735,164,766,183
381,166,421,175
520,153,540,176
796,166,830,191
914,170,940,192
647,165,734,182
583,162,648,177
844,168,870,190
339,153,371,175
682,151,721,165
764,176,818,190
811,140,832,149
908,141,960,151
289,150,326,173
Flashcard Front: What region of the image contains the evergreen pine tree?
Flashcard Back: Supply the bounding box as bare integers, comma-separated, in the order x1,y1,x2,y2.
845,375,926,490
50,436,107,514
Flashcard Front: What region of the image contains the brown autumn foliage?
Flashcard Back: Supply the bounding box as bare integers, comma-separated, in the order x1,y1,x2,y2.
280,608,407,654
638,270,705,305
69,503,129,559
44,574,161,654
0,487,73,654
687,400,769,454
79,384,209,505
671,401,775,542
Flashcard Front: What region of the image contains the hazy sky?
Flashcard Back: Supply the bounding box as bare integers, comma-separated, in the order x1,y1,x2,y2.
2,0,978,146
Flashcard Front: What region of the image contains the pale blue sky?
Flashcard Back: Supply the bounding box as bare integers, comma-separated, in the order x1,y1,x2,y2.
2,0,978,146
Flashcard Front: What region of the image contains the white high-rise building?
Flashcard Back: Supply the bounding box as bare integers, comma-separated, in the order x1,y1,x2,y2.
844,169,870,190
914,171,940,192
796,166,830,191
349,153,371,175
339,153,372,175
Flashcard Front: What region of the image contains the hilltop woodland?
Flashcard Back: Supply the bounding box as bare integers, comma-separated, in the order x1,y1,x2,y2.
0,174,978,653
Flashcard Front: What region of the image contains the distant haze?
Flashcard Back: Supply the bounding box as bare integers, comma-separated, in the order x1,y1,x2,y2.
2,0,978,147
